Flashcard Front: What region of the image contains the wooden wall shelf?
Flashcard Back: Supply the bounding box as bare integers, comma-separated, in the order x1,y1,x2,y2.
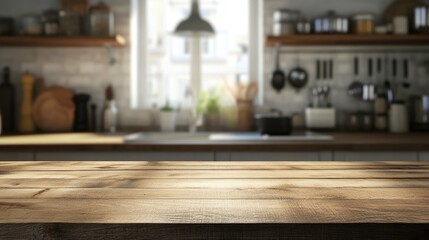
0,35,126,47
266,34,429,46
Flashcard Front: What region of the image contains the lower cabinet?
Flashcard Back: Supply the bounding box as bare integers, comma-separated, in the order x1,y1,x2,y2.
333,152,419,161
228,152,321,161
0,151,426,161
34,151,215,161
419,152,429,161
0,152,34,161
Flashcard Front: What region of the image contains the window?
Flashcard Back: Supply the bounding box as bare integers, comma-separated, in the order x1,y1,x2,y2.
131,0,263,108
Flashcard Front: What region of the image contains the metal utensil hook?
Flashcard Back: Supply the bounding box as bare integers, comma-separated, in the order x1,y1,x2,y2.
295,51,301,66
105,45,117,66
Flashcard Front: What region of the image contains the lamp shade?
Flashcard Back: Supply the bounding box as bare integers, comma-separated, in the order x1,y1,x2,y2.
174,0,215,37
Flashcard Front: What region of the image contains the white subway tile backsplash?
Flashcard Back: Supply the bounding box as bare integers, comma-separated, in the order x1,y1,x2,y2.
42,62,63,74
79,62,104,74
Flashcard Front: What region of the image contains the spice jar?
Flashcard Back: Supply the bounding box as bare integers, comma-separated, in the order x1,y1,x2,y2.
42,10,60,35
272,9,300,36
89,1,115,37
21,14,43,35
296,19,312,34
414,6,429,33
354,13,375,34
59,11,82,36
313,11,349,34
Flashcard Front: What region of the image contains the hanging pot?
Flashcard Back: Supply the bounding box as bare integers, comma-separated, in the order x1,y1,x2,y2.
271,45,286,92
288,56,308,92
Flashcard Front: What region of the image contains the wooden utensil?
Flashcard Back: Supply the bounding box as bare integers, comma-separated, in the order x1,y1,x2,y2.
245,82,258,100
33,86,75,133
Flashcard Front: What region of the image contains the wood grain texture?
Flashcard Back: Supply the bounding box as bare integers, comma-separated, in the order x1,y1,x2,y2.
1,133,429,152
1,161,428,170
1,169,429,179
1,199,429,224
0,188,428,200
0,161,428,239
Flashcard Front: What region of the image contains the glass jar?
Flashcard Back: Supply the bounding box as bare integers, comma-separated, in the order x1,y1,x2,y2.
313,11,349,34
354,13,375,34
21,14,43,35
414,6,429,34
0,18,14,35
272,9,300,36
43,10,60,36
296,19,312,34
89,2,115,37
59,11,82,36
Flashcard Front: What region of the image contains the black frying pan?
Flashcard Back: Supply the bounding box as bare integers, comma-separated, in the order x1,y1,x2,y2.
271,45,286,93
288,61,308,92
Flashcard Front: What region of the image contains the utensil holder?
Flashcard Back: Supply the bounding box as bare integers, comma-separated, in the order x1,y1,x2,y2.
389,103,409,133
236,100,253,131
160,111,176,132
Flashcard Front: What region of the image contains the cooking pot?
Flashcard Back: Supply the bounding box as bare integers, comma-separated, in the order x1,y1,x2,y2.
255,109,292,136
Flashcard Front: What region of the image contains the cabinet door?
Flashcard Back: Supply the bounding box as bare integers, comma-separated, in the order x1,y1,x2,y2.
0,152,34,161
419,152,429,161
214,152,230,161
229,152,320,161
334,151,419,161
35,151,215,161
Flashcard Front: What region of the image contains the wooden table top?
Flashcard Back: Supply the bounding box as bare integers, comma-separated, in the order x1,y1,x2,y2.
1,132,429,151
0,161,428,239
0,161,428,224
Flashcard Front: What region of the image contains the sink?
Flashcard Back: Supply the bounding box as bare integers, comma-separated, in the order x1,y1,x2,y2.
124,131,332,143
209,132,333,141
124,132,211,142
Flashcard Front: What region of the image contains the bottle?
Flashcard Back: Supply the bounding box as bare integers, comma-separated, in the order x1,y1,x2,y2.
73,94,91,132
19,72,36,133
103,85,118,133
0,67,16,134
90,104,98,132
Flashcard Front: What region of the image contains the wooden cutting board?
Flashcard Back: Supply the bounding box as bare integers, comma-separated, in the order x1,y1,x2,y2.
33,86,75,133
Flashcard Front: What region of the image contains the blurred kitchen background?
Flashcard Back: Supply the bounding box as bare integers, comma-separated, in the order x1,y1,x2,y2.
1,0,429,134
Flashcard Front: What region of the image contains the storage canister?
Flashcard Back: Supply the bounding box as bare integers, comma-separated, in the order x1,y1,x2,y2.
354,13,375,34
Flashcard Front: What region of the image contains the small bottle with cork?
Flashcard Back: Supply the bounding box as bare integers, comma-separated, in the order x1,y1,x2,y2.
103,85,118,133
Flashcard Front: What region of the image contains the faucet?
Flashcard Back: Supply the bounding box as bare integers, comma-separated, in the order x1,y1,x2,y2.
185,86,201,133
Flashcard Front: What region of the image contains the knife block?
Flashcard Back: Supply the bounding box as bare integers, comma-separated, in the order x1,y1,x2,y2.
305,108,336,130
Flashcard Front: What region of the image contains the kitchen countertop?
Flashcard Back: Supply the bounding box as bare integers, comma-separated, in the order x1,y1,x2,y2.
0,161,428,239
0,132,429,152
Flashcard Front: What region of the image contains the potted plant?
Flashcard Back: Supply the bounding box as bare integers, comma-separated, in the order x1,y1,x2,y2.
196,90,221,131
159,101,176,132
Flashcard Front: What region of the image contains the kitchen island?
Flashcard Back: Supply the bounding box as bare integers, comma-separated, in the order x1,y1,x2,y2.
0,161,428,239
